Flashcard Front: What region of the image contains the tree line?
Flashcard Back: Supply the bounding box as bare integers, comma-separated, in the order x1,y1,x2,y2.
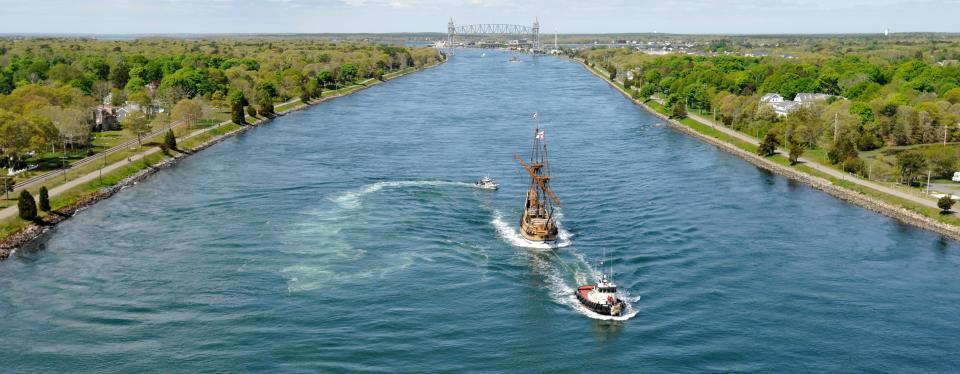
0,38,441,172
578,42,960,184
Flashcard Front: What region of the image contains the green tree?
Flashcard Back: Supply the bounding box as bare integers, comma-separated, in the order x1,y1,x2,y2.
128,91,153,116
18,190,37,221
896,150,927,185
339,64,359,83
38,186,50,212
788,143,805,165
121,109,151,147
111,61,130,88
164,129,177,150
255,91,274,116
939,194,956,212
1,177,14,200
110,87,126,107
944,87,960,104
757,132,780,157
670,101,687,119
827,139,859,165
842,157,866,175
229,91,247,125
172,98,203,129
247,105,258,118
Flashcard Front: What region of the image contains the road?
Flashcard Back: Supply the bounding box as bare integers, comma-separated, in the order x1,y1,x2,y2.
0,122,228,221
10,120,186,193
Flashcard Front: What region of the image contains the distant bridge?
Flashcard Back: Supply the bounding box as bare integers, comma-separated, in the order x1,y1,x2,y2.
445,19,541,55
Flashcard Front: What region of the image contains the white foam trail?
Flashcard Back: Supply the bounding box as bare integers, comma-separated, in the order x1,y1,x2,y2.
490,209,572,250
331,180,474,209
521,248,639,321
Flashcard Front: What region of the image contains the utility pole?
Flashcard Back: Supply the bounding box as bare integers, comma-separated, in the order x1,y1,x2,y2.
926,170,932,195
100,151,106,185
944,123,955,146
554,28,558,50
62,137,67,182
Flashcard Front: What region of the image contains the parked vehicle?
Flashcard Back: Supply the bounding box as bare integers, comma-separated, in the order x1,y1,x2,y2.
953,172,960,182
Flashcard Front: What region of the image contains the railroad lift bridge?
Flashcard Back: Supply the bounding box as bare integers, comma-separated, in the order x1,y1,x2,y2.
445,18,542,56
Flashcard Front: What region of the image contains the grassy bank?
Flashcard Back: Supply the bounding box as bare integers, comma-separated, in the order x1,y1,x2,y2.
0,58,446,248
580,59,960,229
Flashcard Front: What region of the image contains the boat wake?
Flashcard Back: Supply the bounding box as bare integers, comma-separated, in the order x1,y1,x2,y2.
331,180,474,209
522,248,639,321
490,209,571,249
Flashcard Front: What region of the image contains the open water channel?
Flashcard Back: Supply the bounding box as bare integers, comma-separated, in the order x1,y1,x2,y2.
2,49,960,372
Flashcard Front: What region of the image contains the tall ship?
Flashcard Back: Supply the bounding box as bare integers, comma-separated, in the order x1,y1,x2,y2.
516,113,560,243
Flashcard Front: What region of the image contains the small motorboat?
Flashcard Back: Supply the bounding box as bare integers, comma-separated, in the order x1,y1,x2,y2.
510,56,521,62
475,176,499,190
576,274,626,316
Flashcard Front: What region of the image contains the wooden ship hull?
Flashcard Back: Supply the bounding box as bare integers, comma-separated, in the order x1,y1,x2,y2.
520,191,558,242
519,214,558,242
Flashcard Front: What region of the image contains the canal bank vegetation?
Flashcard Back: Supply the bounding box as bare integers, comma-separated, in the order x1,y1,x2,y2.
0,38,443,254
0,38,440,186
576,47,960,236
575,36,960,206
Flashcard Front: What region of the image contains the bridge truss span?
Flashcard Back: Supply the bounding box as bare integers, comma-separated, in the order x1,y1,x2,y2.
445,19,541,56
454,24,534,35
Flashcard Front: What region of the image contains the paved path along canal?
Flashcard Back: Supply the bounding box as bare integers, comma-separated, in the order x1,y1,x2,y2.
2,49,960,372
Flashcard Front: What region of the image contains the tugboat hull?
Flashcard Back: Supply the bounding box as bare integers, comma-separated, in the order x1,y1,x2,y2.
576,285,624,316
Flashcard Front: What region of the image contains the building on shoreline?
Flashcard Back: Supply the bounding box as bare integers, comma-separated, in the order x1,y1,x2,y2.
760,92,835,116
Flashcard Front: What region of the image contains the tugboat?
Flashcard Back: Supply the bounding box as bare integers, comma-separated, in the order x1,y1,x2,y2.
516,112,560,243
474,176,499,190
576,273,626,317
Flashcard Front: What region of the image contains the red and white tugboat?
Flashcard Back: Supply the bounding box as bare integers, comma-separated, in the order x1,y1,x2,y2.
576,273,626,317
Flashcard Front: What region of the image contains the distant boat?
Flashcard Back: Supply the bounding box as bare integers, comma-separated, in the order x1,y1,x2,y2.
515,112,560,243
510,56,521,62
481,53,487,57
474,176,499,190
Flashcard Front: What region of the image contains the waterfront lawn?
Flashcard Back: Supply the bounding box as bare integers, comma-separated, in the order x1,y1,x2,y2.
0,151,171,240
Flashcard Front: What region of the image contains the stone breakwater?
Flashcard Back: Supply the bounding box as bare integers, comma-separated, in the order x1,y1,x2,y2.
0,60,447,260
579,60,960,242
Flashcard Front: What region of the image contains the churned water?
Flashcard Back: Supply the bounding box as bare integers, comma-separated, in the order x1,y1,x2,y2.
2,49,960,372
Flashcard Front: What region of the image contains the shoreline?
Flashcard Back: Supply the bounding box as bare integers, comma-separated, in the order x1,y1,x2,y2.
576,59,960,241
0,58,447,259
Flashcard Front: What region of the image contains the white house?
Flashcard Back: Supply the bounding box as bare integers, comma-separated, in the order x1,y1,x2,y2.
794,93,833,105
760,92,835,117
760,93,784,103
769,101,800,116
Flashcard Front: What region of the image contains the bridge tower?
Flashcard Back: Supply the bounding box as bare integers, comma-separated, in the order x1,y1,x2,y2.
532,19,540,53
447,17,455,56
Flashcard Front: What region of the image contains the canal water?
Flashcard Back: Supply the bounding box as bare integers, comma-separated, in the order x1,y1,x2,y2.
3,49,960,372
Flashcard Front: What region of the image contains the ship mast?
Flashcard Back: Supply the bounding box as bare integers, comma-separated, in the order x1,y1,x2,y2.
516,112,561,215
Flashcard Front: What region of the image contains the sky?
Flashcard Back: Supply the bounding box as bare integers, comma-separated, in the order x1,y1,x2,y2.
1,0,958,35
